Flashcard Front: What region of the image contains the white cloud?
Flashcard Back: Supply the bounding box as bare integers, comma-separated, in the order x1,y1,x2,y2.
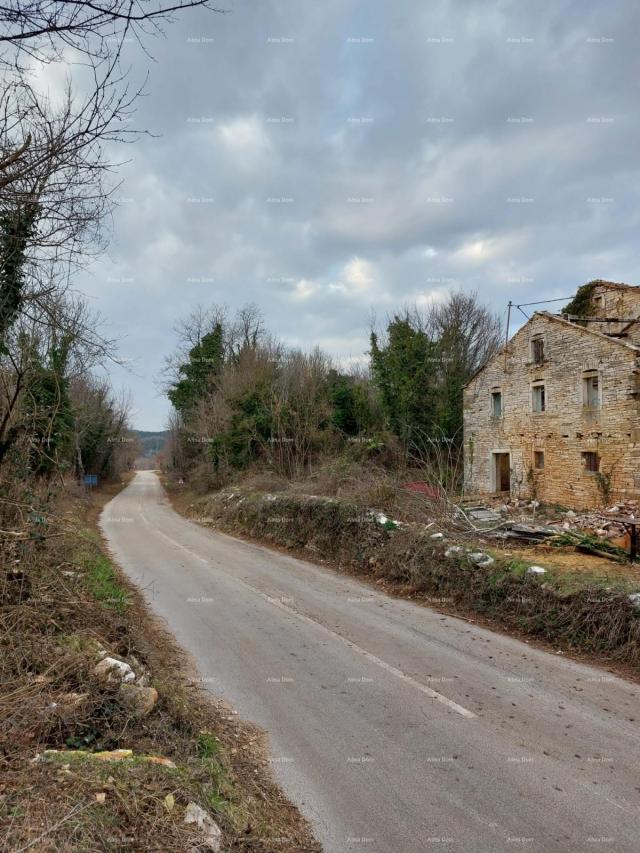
218,115,270,162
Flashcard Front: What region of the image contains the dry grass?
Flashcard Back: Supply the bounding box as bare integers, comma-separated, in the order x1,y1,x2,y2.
0,479,320,852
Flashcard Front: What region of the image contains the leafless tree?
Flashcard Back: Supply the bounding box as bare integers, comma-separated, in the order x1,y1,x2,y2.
0,289,117,465
264,347,333,479
418,290,502,378
0,0,222,65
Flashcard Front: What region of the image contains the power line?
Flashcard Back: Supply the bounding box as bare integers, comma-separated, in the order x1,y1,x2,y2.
515,296,573,308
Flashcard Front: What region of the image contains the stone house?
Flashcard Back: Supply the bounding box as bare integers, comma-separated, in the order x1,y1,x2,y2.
463,281,640,509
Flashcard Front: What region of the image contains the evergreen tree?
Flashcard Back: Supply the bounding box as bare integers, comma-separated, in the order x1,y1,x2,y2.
168,323,225,415
0,203,39,349
370,317,440,451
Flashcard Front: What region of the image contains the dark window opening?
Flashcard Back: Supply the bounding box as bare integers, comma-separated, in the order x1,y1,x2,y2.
582,451,600,472
532,337,544,364
534,451,545,470
491,391,502,417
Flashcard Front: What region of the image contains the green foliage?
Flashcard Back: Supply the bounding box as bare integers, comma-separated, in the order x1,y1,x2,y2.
81,552,130,611
595,469,613,506
0,203,39,348
23,338,75,476
370,318,440,450
168,324,225,414
327,369,378,436
562,281,597,318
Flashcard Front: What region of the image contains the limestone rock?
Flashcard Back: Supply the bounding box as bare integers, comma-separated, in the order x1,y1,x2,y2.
184,802,222,852
118,684,158,718
445,545,463,559
468,552,495,567
94,657,135,684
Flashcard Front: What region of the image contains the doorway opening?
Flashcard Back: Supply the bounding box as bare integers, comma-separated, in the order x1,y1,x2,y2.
492,452,511,493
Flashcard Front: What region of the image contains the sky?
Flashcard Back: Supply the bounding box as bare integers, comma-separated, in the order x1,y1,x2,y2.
68,0,640,430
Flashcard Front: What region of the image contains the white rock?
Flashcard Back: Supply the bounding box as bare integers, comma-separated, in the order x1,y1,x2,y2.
93,657,135,684
430,532,444,540
445,546,463,558
184,802,222,852
565,510,576,518
468,552,495,567
527,565,547,575
628,593,640,607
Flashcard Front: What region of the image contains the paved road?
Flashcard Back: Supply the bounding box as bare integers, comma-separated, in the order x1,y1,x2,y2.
101,471,640,852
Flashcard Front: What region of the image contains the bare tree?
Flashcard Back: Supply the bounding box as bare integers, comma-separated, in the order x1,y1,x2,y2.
0,1,222,65
420,290,502,378
0,289,117,465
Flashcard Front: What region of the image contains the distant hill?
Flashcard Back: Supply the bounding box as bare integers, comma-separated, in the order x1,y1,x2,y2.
133,430,169,459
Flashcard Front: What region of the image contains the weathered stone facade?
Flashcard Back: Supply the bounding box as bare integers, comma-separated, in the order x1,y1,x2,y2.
463,283,640,509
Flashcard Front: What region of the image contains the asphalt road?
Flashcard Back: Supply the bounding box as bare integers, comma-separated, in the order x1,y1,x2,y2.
101,471,640,853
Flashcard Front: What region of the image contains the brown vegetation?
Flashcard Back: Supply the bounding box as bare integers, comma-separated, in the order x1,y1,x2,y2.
182,486,640,673
0,481,320,851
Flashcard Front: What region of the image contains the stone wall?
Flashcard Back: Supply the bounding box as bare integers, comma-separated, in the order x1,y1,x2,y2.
590,283,640,341
463,312,640,509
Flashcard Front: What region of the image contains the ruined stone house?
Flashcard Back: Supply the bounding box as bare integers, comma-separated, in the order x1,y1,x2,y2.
463,281,640,509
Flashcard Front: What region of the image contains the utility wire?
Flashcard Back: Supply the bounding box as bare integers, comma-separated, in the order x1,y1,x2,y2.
515,296,572,308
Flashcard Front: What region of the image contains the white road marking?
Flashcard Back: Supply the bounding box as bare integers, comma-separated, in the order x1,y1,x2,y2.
147,522,477,720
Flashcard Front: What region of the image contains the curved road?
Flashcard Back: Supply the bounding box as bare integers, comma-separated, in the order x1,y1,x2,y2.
101,471,640,852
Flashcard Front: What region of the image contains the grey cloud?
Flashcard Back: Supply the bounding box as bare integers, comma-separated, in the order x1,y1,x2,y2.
75,0,640,428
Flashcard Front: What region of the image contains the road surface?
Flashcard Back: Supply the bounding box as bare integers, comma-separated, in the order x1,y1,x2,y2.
101,471,640,852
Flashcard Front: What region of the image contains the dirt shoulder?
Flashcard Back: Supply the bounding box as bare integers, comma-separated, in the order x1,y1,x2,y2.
0,475,320,852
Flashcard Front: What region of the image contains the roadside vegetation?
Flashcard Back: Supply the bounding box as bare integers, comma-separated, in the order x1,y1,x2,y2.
181,488,640,671
0,4,319,850
1,484,320,851
162,303,640,675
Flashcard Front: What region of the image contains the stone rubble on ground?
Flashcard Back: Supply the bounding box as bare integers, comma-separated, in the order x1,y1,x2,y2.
445,545,463,559
117,684,158,718
93,656,136,684
184,802,223,852
468,552,495,567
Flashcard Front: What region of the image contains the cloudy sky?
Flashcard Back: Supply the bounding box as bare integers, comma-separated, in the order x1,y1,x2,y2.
71,0,640,430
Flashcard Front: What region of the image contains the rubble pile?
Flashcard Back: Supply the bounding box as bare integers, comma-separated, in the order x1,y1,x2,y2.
546,501,639,545
461,496,639,555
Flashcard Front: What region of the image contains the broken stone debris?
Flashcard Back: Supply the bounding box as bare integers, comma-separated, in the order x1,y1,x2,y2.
184,802,222,852
93,656,136,684
468,552,495,567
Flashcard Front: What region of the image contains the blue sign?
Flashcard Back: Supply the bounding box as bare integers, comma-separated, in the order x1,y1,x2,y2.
83,474,98,488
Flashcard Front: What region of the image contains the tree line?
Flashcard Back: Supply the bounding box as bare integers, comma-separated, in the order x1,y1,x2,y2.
0,0,219,521
164,294,502,489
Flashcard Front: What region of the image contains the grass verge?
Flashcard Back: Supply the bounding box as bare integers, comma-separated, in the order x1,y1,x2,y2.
0,479,320,852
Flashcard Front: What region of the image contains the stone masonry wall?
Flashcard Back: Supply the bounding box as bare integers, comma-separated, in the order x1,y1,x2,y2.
463,313,640,509
591,283,640,342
